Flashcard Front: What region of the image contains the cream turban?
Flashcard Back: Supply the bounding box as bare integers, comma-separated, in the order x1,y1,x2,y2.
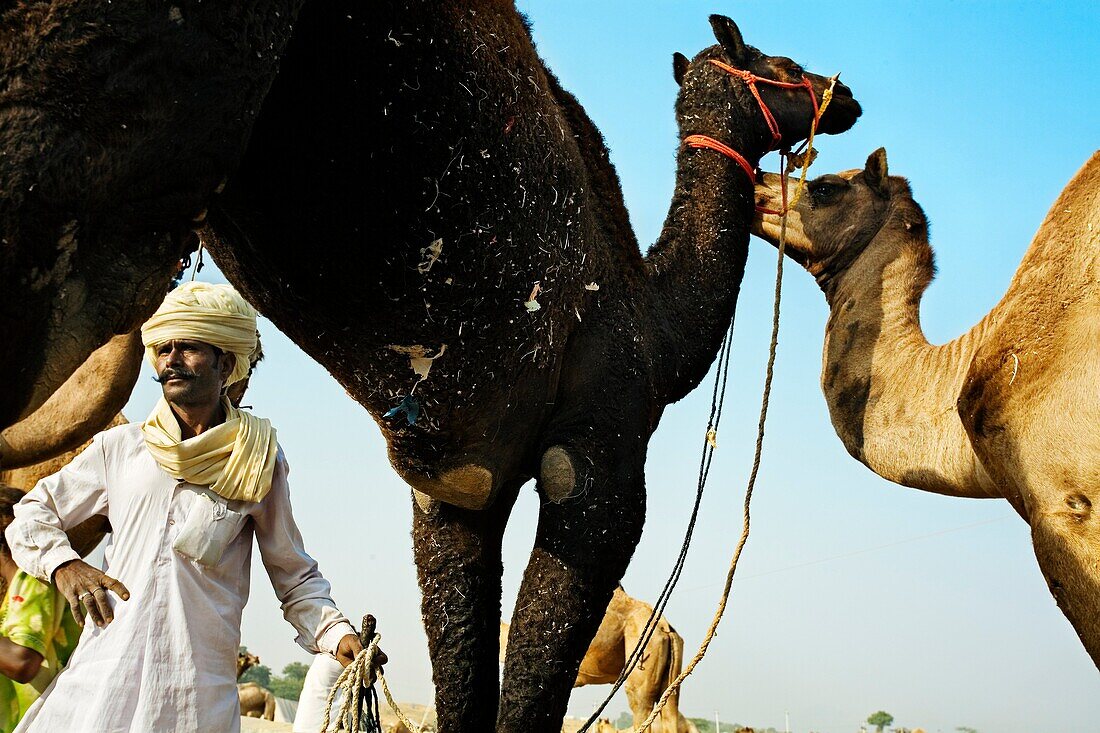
140,281,259,386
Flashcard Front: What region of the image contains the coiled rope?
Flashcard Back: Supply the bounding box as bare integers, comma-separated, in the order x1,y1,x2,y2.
320,629,422,733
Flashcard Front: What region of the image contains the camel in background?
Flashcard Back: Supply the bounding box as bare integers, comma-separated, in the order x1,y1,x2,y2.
238,681,276,721
502,587,698,733
236,648,275,721
752,149,1100,667
236,650,261,680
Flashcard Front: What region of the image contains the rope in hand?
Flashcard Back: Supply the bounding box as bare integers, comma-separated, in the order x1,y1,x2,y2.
320,617,421,733
632,75,839,733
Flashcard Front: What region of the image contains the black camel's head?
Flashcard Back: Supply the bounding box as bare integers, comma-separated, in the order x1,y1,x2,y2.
672,15,862,152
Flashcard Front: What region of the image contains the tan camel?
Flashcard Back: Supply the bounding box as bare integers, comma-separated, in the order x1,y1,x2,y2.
752,149,1100,667
502,587,697,733
0,332,142,470
237,681,276,720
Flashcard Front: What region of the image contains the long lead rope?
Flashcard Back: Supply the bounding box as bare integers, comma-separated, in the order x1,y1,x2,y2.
631,78,838,733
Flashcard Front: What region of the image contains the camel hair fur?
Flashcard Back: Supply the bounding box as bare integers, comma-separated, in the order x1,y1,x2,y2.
752,148,1100,668
500,587,697,733
0,0,307,432
203,5,860,730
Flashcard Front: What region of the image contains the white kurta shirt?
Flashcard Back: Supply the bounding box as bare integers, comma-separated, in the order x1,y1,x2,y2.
6,423,356,733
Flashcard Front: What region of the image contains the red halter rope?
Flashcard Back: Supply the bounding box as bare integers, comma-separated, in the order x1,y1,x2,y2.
682,58,822,213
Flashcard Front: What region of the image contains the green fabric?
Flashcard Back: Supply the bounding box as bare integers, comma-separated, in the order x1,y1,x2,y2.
0,571,80,733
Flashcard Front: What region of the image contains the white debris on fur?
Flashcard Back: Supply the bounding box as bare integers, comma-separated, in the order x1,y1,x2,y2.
386,344,448,382
417,238,444,273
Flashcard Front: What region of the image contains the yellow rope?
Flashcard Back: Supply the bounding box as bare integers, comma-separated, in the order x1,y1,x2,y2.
320,633,421,733
786,74,838,209
632,75,839,733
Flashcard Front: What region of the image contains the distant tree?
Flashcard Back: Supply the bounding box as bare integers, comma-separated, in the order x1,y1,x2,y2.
269,661,310,700
687,719,741,733
867,711,894,733
614,712,633,729
956,727,978,733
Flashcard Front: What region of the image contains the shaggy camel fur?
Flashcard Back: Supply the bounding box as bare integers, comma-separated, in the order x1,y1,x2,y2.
753,149,1100,668
501,587,696,733
0,1,306,430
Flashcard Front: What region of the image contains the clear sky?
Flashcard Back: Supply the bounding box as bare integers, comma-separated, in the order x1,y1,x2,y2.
122,2,1099,731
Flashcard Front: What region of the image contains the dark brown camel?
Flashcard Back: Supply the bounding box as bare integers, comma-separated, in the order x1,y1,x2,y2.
0,0,305,431
204,5,860,730
2,3,860,729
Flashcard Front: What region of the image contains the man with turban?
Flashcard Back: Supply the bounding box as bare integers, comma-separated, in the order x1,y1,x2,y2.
5,282,369,732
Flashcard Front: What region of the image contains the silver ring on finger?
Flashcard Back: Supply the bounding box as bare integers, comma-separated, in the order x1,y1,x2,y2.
79,592,95,601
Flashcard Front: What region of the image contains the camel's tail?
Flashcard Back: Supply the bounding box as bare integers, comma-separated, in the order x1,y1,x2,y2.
264,691,276,721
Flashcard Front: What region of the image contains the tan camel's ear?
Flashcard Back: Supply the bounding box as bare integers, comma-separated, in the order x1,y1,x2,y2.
710,15,749,65
865,147,889,197
673,52,690,86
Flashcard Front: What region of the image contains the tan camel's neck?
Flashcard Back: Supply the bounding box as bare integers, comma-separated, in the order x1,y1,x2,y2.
823,235,1000,499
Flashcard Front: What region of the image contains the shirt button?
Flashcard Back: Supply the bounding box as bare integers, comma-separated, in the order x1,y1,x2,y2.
169,519,175,525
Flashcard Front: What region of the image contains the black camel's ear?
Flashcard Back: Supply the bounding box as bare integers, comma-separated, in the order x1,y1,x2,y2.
673,53,690,86
864,147,889,197
710,15,748,65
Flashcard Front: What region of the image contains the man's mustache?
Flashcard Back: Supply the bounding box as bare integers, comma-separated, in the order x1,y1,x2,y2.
152,369,197,384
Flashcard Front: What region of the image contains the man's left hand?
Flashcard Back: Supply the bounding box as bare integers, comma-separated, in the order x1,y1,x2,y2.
335,633,388,671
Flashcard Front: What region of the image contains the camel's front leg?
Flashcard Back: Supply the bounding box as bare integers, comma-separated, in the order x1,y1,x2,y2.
1027,489,1100,669
498,447,646,732
412,482,520,732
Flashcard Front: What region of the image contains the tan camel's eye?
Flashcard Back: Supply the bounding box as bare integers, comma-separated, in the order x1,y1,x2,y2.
809,181,843,206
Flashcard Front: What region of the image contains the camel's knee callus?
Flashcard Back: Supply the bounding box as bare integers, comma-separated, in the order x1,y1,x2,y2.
402,464,496,510
540,445,577,503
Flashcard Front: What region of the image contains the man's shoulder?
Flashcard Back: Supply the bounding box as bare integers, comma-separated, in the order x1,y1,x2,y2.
99,421,141,447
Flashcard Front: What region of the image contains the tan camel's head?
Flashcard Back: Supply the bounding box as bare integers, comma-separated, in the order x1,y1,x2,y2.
236,650,261,679
752,148,930,289
672,16,862,150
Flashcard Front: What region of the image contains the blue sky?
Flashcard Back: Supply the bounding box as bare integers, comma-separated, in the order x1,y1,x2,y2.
124,3,1098,731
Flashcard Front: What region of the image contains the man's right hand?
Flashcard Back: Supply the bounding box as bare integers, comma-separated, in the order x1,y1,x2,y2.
53,560,130,628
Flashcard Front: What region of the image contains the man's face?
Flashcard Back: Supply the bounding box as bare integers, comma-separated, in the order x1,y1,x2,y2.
154,339,234,407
